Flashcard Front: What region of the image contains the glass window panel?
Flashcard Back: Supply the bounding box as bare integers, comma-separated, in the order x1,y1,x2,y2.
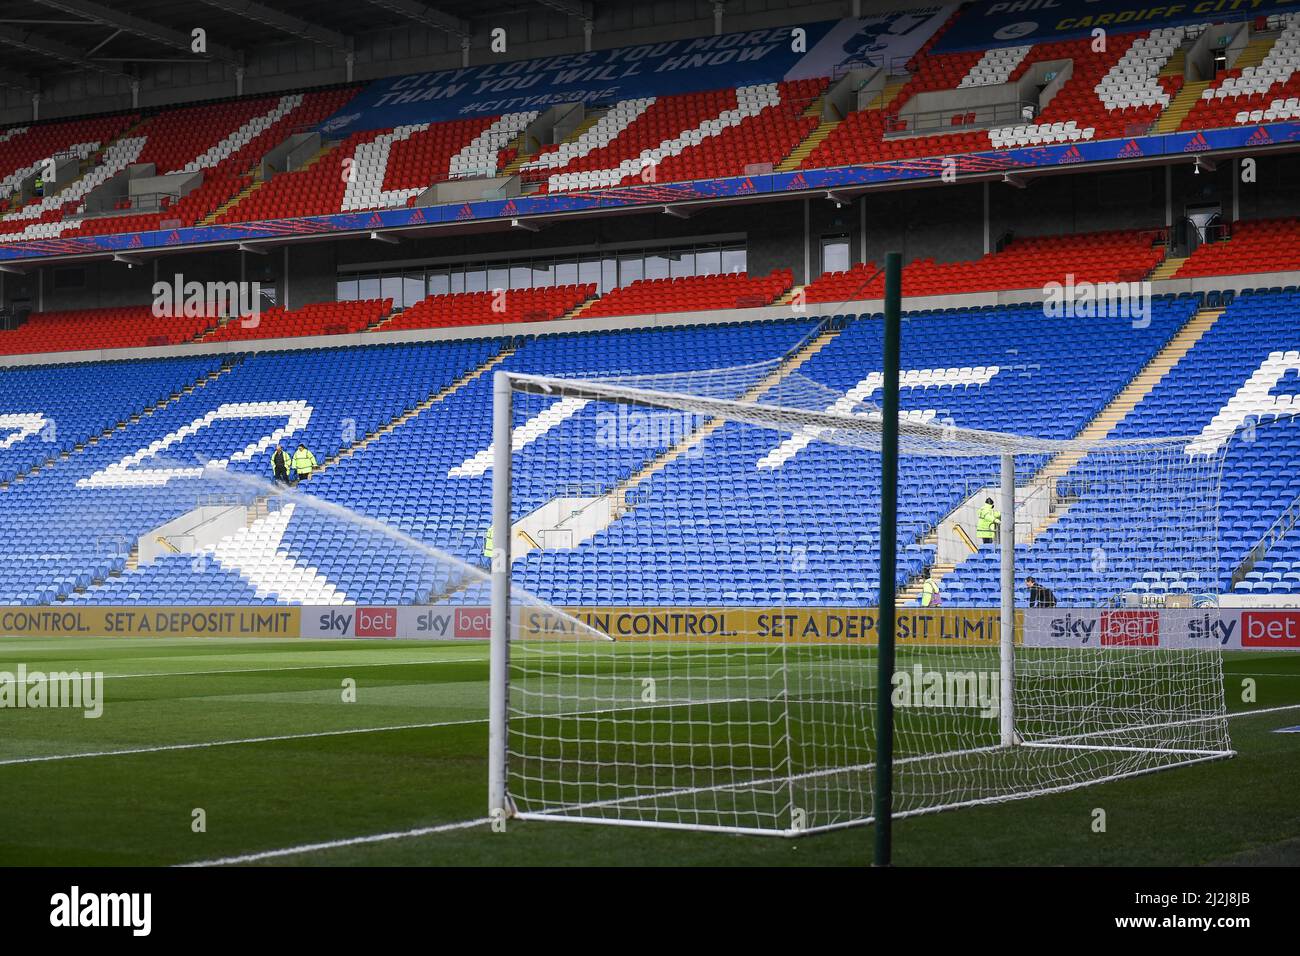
601,257,618,294
695,248,721,276
465,269,487,293
336,278,358,301
555,261,578,286
428,270,450,296
619,256,643,286
358,275,381,299
645,254,669,280
511,265,532,289
488,267,509,291
578,258,601,288
532,261,554,287
404,275,424,307
670,251,694,278
380,275,402,303
722,247,746,274
450,270,465,294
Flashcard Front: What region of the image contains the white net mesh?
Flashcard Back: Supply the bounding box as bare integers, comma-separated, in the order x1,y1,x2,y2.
498,367,1234,836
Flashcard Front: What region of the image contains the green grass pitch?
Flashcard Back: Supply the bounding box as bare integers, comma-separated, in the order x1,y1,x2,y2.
0,636,1296,866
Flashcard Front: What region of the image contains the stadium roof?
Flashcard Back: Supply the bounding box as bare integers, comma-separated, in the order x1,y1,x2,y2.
0,0,600,91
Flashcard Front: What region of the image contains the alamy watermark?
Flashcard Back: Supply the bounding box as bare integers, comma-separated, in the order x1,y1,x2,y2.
152,273,262,328
595,406,707,456
1042,273,1152,328
0,665,104,718
891,664,1000,719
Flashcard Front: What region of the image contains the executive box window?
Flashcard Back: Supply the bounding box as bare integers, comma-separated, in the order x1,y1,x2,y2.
339,242,748,307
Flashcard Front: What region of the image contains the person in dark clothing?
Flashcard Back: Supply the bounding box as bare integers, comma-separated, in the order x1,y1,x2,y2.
270,444,292,485
1026,576,1056,608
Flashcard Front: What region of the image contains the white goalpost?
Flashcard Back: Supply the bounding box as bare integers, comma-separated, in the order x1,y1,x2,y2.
486,366,1235,837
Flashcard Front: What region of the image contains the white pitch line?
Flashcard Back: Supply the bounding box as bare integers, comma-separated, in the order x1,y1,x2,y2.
3,695,1296,771
0,717,484,767
179,816,488,867
93,657,489,680
1228,702,1300,720
181,701,1300,866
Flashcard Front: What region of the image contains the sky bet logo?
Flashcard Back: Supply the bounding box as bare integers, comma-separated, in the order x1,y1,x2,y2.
356,607,396,638
455,607,490,639
1187,613,1237,646
1241,611,1300,649
1100,610,1159,647
311,609,397,637
1049,613,1097,644
1047,611,1159,645
414,610,452,637
318,610,353,635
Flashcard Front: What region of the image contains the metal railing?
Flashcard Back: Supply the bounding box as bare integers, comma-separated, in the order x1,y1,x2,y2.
885,99,1038,137
1232,489,1300,587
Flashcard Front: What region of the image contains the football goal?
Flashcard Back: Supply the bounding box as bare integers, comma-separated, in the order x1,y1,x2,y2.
485,361,1235,838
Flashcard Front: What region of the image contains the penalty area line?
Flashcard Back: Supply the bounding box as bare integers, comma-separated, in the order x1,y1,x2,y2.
0,717,484,767
1229,702,1300,720
179,817,489,867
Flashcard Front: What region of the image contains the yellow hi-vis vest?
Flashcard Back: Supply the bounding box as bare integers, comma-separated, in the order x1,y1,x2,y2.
484,525,494,558
921,578,939,607
977,503,1001,539
291,448,318,476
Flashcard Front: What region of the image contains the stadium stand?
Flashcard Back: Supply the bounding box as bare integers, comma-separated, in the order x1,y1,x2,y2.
0,306,219,355
6,9,1300,246
803,231,1164,302
3,1,1300,614
202,299,393,344
377,285,595,332
1173,218,1300,277
579,270,793,318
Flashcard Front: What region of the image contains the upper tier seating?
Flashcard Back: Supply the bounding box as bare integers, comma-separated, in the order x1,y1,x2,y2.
1182,14,1300,130
9,11,1300,246
528,80,825,192
804,28,1184,170
214,111,516,224
579,270,793,318
0,88,357,244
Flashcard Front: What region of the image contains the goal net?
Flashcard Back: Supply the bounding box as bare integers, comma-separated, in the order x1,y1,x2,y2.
489,364,1234,836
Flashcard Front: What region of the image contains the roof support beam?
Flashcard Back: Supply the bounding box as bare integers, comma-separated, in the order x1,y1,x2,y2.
360,0,471,40
0,66,37,93
531,0,593,21
28,0,242,63
0,24,134,78
193,0,352,55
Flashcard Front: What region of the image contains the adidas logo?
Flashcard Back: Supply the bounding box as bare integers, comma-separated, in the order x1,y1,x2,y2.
1118,139,1143,158
1058,146,1083,164
786,173,808,190
1183,132,1210,152
1247,126,1273,145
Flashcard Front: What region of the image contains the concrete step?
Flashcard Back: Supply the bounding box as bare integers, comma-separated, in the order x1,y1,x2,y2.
1148,255,1188,281
776,118,841,172
1153,80,1211,133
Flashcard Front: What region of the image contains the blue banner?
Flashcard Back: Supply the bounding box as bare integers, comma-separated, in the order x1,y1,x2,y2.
933,0,1299,53
318,9,954,135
